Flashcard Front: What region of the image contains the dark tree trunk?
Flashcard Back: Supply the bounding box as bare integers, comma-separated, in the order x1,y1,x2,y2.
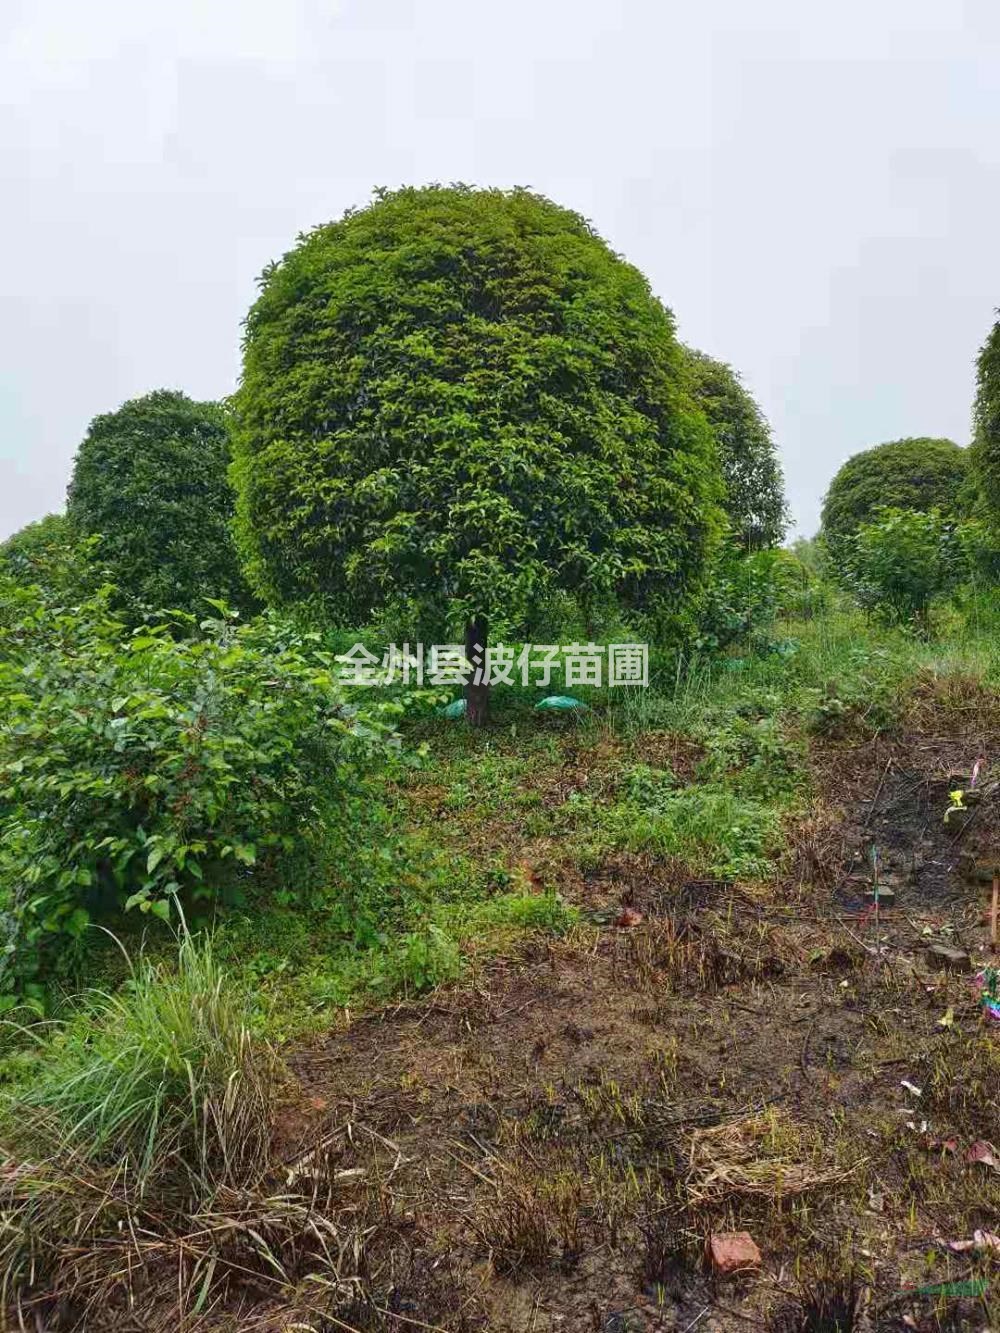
464,616,489,727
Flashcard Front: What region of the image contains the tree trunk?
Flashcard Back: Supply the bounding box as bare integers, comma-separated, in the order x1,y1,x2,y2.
464,616,489,727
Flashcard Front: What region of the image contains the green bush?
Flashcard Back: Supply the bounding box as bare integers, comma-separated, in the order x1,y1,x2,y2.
0,581,386,993
692,546,809,651
66,390,252,618
0,514,101,603
233,185,724,723
845,507,967,630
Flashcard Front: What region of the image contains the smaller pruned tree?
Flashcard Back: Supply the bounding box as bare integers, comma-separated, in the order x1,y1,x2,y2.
67,390,252,618
821,437,968,565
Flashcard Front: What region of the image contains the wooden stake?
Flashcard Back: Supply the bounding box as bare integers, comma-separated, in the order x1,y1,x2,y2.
991,868,999,951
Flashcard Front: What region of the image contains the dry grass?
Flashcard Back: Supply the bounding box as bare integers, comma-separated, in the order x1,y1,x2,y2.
685,1111,855,1206
469,1152,587,1276
0,1122,402,1332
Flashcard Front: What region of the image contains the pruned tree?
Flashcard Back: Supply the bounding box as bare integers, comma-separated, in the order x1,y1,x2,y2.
820,437,968,561
233,186,724,723
67,390,251,617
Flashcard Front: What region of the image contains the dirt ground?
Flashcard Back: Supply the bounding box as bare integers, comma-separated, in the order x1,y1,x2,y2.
275,681,1000,1332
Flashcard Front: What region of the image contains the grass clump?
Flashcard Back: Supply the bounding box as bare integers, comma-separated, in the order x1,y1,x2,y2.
8,930,278,1192
0,935,379,1330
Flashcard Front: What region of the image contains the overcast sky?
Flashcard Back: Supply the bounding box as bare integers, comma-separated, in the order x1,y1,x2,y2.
3,0,999,541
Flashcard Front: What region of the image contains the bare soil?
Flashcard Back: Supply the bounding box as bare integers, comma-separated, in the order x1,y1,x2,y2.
271,680,1000,1332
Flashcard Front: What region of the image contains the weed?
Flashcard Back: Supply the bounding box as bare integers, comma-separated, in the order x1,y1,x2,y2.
473,1154,587,1275
769,1260,864,1333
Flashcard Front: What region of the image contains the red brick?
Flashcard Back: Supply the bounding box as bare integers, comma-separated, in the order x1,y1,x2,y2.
707,1230,762,1274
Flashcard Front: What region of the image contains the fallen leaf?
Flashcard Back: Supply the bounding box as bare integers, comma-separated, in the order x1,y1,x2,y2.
966,1140,1000,1170
615,907,644,929
937,1007,955,1029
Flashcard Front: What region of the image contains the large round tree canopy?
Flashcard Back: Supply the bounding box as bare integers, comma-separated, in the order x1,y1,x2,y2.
821,436,968,550
67,390,250,616
233,185,723,635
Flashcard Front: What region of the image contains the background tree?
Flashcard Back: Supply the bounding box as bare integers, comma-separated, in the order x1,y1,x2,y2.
683,348,787,549
1,513,71,579
233,186,723,724
0,513,101,603
66,391,251,617
820,437,968,560
969,314,1000,514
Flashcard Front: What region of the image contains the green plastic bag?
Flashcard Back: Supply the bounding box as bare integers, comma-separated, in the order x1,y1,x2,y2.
914,1279,988,1298
437,698,467,719
535,695,588,712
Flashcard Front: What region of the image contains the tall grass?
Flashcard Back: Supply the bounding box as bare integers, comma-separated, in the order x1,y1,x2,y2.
9,930,278,1192
0,933,298,1326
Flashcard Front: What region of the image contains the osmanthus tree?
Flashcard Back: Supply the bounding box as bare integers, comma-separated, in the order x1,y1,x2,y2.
820,436,968,562
682,348,787,549
66,390,251,618
232,186,724,724
971,314,1000,514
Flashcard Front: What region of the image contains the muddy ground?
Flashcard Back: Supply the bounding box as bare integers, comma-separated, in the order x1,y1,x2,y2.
272,683,1000,1333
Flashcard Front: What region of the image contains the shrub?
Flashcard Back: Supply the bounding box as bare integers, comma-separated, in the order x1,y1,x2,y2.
692,547,813,651
845,507,967,630
1,514,69,577
233,185,724,723
0,513,100,602
820,437,968,560
683,347,787,549
66,390,252,618
0,582,386,992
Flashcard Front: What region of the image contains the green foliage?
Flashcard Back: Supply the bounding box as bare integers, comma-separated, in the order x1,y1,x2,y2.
0,581,385,990
820,437,968,560
692,546,818,652
0,514,100,602
845,507,967,629
233,185,723,640
970,314,1000,515
683,347,787,548
0,514,69,577
698,714,801,800
767,548,831,620
588,782,783,880
66,390,251,618
11,932,276,1190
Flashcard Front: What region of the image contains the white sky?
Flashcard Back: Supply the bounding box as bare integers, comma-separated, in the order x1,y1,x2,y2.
3,0,999,540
